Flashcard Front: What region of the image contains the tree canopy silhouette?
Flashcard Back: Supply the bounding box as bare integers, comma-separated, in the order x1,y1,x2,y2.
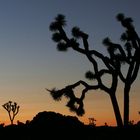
48,13,140,127
2,101,20,125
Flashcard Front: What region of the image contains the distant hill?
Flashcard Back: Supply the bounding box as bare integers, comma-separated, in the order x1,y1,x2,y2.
28,111,87,139
29,111,84,129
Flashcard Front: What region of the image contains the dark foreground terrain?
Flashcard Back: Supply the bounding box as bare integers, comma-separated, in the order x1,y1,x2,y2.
0,111,139,140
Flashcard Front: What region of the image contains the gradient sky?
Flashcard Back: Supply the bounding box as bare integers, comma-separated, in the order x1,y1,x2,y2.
0,0,140,126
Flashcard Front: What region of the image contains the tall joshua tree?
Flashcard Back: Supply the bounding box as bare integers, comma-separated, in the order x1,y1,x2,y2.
116,14,140,126
2,101,20,125
48,13,140,127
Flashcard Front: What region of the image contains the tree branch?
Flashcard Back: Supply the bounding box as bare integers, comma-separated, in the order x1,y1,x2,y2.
47,80,100,116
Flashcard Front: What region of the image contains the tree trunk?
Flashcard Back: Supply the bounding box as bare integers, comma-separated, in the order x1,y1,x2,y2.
110,93,123,127
11,119,13,125
124,84,131,126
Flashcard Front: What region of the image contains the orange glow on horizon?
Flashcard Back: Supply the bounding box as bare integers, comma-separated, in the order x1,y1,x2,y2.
0,109,140,126
0,84,139,127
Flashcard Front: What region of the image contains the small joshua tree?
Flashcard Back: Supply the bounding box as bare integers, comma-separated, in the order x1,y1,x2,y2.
2,101,20,125
88,117,96,126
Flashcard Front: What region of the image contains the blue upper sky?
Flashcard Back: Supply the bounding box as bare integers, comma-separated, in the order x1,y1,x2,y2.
0,0,140,125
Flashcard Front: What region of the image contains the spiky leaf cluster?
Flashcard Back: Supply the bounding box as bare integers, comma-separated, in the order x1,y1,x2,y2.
57,42,68,51
49,14,70,52
116,13,133,29
55,14,66,26
49,14,66,31
48,87,85,116
2,101,20,114
85,71,95,80
49,88,63,101
52,32,62,42
72,27,88,39
66,98,85,116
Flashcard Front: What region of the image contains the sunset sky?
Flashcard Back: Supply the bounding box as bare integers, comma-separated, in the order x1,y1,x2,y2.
0,0,140,126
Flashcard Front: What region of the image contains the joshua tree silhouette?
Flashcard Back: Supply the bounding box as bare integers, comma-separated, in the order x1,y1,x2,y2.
88,117,96,126
2,101,20,125
116,14,140,126
48,13,140,127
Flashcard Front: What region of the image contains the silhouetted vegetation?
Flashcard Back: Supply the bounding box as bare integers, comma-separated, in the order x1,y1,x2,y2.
0,111,140,140
0,13,139,140
0,111,87,139
48,13,140,127
116,14,140,126
2,101,20,125
88,117,96,126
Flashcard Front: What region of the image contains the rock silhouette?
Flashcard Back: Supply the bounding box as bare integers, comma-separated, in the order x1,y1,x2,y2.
29,111,84,129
